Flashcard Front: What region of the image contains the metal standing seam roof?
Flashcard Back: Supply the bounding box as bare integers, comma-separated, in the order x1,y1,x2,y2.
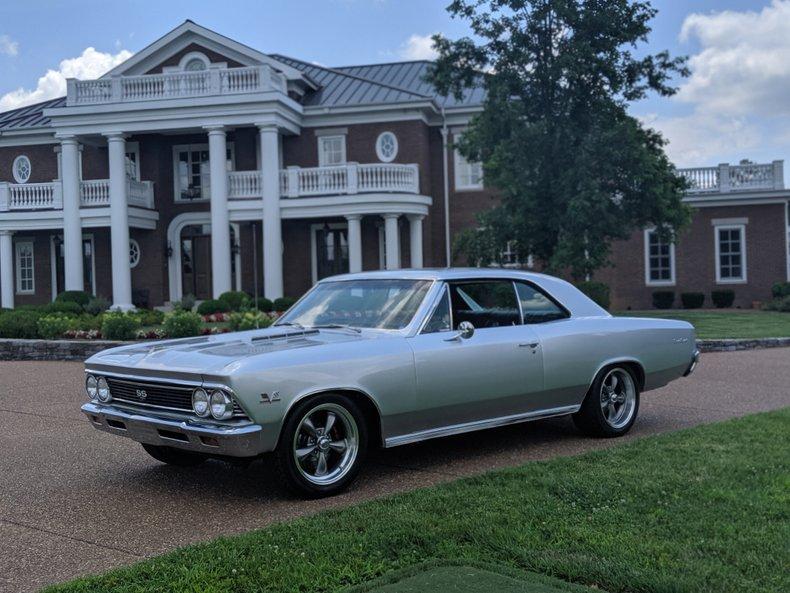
0,57,486,131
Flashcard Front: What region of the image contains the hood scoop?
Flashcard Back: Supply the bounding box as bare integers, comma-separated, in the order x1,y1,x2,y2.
251,328,320,343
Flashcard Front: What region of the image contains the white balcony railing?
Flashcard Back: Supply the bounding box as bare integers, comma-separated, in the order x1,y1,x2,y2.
67,65,288,106
228,163,420,200
0,178,154,212
680,161,784,194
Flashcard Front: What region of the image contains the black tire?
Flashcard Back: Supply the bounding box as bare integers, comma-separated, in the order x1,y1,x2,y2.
142,444,208,467
275,393,368,498
572,365,640,438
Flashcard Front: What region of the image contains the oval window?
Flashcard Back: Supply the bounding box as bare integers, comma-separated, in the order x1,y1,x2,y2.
129,239,141,268
12,155,31,184
375,132,398,163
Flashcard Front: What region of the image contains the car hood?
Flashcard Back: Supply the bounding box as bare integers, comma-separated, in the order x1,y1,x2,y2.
85,327,375,378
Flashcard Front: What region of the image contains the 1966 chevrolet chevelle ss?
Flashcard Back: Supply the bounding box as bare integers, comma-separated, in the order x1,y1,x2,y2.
82,269,699,496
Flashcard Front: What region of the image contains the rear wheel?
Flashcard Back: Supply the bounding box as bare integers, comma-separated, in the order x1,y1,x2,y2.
141,444,207,467
573,366,640,437
275,394,367,498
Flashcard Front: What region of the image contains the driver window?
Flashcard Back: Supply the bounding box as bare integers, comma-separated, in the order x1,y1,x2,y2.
421,287,451,334
449,281,520,329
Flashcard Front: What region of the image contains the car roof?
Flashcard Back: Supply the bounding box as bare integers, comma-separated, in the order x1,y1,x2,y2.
319,268,610,318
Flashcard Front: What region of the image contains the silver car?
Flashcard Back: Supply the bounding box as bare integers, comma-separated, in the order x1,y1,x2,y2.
81,269,699,496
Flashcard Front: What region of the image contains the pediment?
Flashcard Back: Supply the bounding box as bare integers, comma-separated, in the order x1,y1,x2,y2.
102,20,313,86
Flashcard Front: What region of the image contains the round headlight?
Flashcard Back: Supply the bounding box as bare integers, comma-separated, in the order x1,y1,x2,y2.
192,388,210,418
96,377,111,403
85,375,98,400
210,390,234,420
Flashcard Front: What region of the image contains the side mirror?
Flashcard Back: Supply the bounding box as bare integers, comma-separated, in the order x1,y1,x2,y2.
458,320,475,339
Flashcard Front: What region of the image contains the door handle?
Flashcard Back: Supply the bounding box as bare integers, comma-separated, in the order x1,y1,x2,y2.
518,342,540,349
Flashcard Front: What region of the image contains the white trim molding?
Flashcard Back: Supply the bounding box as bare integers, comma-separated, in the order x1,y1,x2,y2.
714,223,747,284
643,228,676,287
14,239,35,295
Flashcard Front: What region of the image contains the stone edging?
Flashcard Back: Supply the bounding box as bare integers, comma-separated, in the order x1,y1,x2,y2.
0,337,788,362
696,337,790,352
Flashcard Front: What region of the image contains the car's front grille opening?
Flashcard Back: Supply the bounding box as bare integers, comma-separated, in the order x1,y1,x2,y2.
199,436,220,447
106,419,126,430
157,429,189,442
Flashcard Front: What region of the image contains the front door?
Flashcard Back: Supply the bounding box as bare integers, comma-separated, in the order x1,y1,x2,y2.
181,231,212,300
406,280,544,434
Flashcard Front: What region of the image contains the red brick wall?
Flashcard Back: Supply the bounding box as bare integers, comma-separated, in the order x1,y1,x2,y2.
145,43,245,74
0,144,58,183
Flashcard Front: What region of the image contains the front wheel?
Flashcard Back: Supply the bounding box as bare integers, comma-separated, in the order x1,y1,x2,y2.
142,444,208,466
572,366,640,437
275,394,367,498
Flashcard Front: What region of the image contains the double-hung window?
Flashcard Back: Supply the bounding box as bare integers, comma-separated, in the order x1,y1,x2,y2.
15,241,34,294
644,229,675,286
453,149,483,190
715,224,747,283
318,135,346,167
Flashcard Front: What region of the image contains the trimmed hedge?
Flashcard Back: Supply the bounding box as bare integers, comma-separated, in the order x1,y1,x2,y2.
250,297,273,313
85,297,110,316
575,282,610,310
681,292,705,309
764,295,790,312
652,291,674,310
218,291,250,312
163,310,202,338
101,312,140,341
711,290,735,308
197,299,229,315
771,282,790,299
37,314,73,340
55,290,91,308
273,296,298,312
0,309,43,339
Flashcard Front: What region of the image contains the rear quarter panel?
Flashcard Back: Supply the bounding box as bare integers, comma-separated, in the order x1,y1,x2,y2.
531,316,695,407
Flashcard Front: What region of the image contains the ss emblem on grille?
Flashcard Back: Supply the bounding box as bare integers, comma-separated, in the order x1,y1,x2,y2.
135,389,148,400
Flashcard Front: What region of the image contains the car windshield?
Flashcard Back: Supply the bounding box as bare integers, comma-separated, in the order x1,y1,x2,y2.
277,279,432,330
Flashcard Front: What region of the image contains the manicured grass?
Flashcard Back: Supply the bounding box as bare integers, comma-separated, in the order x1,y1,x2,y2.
616,309,790,339
45,409,789,593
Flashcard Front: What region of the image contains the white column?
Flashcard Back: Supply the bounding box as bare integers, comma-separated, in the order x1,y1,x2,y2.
383,214,401,270
258,124,283,299
106,133,133,310
346,215,362,273
0,231,13,309
206,126,232,297
408,215,424,269
60,137,83,291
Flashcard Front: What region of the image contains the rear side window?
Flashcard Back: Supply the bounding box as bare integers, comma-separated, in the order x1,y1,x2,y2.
449,281,520,328
515,282,568,324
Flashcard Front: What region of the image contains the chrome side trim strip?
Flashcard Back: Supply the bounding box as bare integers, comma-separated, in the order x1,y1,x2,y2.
383,404,581,448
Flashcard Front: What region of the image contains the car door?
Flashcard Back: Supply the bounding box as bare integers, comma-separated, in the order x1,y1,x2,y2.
405,279,544,435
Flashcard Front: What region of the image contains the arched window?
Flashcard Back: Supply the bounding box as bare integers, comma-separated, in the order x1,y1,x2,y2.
178,51,210,72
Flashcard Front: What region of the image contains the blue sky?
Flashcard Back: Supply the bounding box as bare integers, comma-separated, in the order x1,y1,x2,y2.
1,0,788,170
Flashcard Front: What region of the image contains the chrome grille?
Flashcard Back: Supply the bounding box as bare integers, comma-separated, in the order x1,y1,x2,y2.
105,377,247,418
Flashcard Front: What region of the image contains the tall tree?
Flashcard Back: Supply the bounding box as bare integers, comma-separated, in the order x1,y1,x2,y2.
429,0,691,279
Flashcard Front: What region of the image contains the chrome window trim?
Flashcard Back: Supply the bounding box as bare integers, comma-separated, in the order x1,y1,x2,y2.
416,282,453,335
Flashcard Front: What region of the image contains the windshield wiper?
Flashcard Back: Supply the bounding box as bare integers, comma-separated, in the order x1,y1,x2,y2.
309,323,362,333
275,321,305,329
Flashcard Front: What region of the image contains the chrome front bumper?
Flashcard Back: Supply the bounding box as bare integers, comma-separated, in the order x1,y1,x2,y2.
81,402,265,457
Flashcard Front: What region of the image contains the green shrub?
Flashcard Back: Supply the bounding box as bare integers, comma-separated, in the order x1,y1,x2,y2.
681,292,705,309
764,295,790,312
134,308,165,326
42,301,84,316
36,314,74,340
101,312,140,341
173,294,196,312
85,296,111,316
273,296,298,312
163,310,203,338
197,299,229,315
55,290,91,308
0,309,43,339
771,282,790,299
652,291,674,310
218,291,250,312
74,313,103,331
250,297,273,313
711,290,735,308
229,311,273,331
575,282,610,310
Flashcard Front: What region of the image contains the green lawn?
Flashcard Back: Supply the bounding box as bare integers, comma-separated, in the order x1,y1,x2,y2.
616,309,790,339
45,409,790,593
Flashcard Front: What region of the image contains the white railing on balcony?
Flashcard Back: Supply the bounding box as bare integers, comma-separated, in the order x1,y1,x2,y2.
228,171,262,199
680,161,784,194
0,178,154,212
80,179,110,206
279,163,420,198
67,64,288,106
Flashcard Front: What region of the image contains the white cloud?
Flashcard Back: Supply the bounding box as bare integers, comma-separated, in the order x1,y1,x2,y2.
0,34,19,56
0,47,132,111
398,33,438,60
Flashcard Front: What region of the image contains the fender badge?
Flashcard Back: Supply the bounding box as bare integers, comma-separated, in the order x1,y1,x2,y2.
260,391,281,404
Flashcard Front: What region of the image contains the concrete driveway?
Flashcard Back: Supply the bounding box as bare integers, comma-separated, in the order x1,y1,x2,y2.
1,348,788,593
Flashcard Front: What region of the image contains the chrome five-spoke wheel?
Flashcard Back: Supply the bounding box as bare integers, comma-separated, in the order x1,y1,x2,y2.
293,403,359,486
599,367,637,429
